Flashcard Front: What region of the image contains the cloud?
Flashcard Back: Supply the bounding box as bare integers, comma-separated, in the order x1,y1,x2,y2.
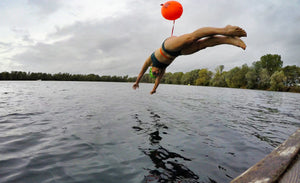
27,0,62,15
12,14,165,75
2,0,300,76
0,42,13,53
11,0,172,75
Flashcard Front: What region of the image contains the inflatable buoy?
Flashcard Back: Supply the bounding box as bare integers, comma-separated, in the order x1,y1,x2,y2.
161,1,183,21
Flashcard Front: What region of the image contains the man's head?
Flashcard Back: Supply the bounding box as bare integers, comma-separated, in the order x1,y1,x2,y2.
150,67,162,78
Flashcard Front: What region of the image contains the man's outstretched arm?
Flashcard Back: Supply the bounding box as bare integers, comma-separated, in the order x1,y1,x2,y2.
133,56,152,89
150,69,165,94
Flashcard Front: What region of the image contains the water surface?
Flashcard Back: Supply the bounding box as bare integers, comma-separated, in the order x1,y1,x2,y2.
0,81,299,183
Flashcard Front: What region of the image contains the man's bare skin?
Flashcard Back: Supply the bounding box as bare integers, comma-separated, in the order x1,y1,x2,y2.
133,25,247,94
224,25,247,37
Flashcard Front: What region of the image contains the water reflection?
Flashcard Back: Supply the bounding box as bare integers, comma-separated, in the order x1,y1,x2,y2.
252,132,281,147
143,146,199,183
132,111,199,183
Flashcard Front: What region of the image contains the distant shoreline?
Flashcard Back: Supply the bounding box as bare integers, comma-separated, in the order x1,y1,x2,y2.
1,71,299,94
1,54,300,93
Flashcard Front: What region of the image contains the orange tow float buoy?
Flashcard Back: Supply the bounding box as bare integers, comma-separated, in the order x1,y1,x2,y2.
160,1,183,36
161,1,183,21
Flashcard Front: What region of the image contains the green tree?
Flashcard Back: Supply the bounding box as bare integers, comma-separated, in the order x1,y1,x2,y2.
210,72,227,87
270,71,287,91
258,68,270,89
9,71,27,80
210,65,227,87
0,72,11,80
161,72,173,84
260,54,283,76
282,65,300,86
216,65,224,74
87,74,100,81
245,68,257,89
181,69,200,85
253,61,263,73
224,65,248,88
239,64,249,88
195,69,213,86
225,67,241,88
171,72,184,84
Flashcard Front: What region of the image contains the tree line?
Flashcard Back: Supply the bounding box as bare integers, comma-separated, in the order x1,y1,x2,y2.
0,72,134,82
1,54,300,93
141,54,300,93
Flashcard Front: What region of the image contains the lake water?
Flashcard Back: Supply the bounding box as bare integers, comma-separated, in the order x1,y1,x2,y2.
0,81,299,183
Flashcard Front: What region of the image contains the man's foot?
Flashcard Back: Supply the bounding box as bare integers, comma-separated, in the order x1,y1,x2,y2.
229,36,246,50
225,25,247,37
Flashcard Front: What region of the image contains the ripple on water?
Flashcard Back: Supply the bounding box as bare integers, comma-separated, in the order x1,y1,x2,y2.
0,132,44,155
0,82,299,183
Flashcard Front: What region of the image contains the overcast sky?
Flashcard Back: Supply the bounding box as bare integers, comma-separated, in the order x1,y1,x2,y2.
0,0,299,76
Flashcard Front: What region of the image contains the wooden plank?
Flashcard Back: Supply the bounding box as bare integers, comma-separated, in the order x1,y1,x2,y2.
279,154,300,183
231,128,300,183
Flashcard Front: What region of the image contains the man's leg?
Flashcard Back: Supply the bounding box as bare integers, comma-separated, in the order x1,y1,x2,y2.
190,25,247,40
181,36,246,55
165,25,247,51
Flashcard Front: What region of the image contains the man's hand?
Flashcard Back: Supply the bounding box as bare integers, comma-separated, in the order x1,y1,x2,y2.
132,83,139,90
150,90,156,95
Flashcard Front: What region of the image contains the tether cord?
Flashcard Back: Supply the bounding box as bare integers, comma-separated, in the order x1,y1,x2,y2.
171,20,175,36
